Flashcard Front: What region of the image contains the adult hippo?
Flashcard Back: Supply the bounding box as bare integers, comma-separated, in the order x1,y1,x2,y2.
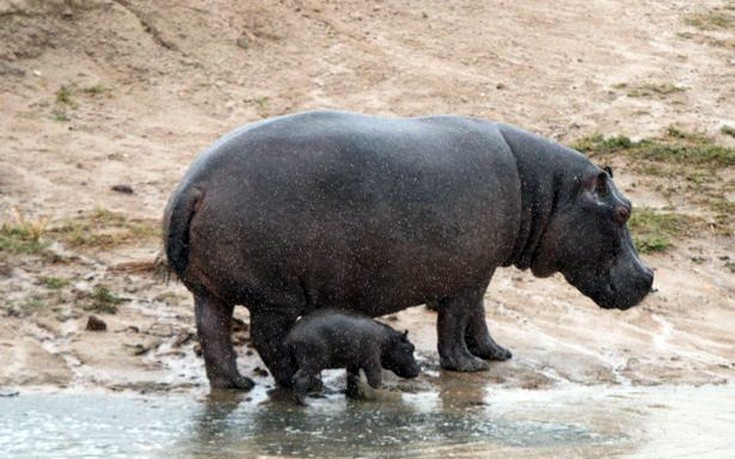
163,110,653,390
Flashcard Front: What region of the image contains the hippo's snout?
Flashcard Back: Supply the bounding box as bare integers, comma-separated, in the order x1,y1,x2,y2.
395,362,421,379
611,263,654,310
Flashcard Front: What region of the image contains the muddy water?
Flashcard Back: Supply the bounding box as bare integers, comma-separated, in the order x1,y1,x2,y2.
1,381,733,458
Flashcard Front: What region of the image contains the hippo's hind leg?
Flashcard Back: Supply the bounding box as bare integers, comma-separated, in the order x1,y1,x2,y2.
437,287,491,372
465,300,512,361
194,294,254,390
250,311,298,388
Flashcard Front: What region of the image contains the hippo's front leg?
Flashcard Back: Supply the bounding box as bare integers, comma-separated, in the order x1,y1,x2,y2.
194,294,254,390
250,310,298,388
465,298,512,361
362,355,384,389
437,287,491,372
345,365,362,399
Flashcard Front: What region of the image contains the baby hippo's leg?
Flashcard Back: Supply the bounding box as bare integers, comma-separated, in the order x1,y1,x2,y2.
292,368,318,406
346,365,361,399
363,356,383,389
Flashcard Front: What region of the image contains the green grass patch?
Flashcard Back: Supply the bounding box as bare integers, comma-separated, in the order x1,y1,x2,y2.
684,10,735,30
51,109,70,122
4,297,44,317
573,128,735,167
0,211,49,256
85,285,123,314
628,207,690,254
626,83,686,98
55,84,76,107
40,276,70,290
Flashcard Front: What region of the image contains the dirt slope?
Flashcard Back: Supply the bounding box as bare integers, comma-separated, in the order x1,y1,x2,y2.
0,0,733,392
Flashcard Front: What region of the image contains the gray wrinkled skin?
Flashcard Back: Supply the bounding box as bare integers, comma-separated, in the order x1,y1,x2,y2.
283,309,421,405
163,110,654,390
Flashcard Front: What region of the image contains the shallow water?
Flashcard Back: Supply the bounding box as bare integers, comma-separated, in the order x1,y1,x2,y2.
1,382,733,458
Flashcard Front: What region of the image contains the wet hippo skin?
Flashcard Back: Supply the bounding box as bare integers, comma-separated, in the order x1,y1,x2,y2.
163,110,653,390
283,309,420,405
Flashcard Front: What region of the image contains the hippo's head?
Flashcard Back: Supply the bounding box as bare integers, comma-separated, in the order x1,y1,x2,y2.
382,330,421,378
530,167,654,310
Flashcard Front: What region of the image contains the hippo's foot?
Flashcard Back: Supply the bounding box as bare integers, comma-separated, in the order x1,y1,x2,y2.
292,369,321,406
307,377,324,394
439,352,490,372
464,294,512,361
467,339,513,361
210,374,256,391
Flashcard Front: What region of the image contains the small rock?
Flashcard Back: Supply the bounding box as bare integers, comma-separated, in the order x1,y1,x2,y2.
236,34,250,50
111,184,134,194
86,315,107,331
496,83,507,90
193,342,203,356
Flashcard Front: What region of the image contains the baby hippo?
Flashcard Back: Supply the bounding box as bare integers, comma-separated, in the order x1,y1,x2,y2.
283,309,421,405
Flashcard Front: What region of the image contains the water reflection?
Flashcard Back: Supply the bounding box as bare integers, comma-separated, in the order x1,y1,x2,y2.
175,380,604,458
1,383,732,458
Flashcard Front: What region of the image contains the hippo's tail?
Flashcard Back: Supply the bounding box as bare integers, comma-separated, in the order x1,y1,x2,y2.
162,186,203,279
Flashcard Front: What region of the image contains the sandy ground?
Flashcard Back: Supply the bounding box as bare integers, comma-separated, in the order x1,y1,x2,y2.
0,0,733,394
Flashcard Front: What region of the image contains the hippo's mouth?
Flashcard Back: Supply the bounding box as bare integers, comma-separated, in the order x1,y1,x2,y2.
564,267,653,311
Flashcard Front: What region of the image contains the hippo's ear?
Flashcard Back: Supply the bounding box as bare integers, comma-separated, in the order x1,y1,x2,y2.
581,170,610,197
603,166,614,178
402,330,409,339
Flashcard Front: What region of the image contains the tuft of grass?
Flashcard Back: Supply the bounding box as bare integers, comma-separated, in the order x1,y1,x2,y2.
627,83,686,98
85,285,123,314
246,96,270,108
628,207,690,254
40,276,70,290
573,128,735,167
51,109,70,122
4,297,44,317
0,209,49,255
571,134,633,155
709,198,735,215
81,84,108,96
48,209,160,250
55,84,77,107
684,11,735,30
720,125,735,138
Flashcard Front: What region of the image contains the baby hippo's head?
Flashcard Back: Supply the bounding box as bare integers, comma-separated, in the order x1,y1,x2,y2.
381,330,421,379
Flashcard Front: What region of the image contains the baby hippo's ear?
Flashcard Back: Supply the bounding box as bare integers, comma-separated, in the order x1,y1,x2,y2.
403,330,409,339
